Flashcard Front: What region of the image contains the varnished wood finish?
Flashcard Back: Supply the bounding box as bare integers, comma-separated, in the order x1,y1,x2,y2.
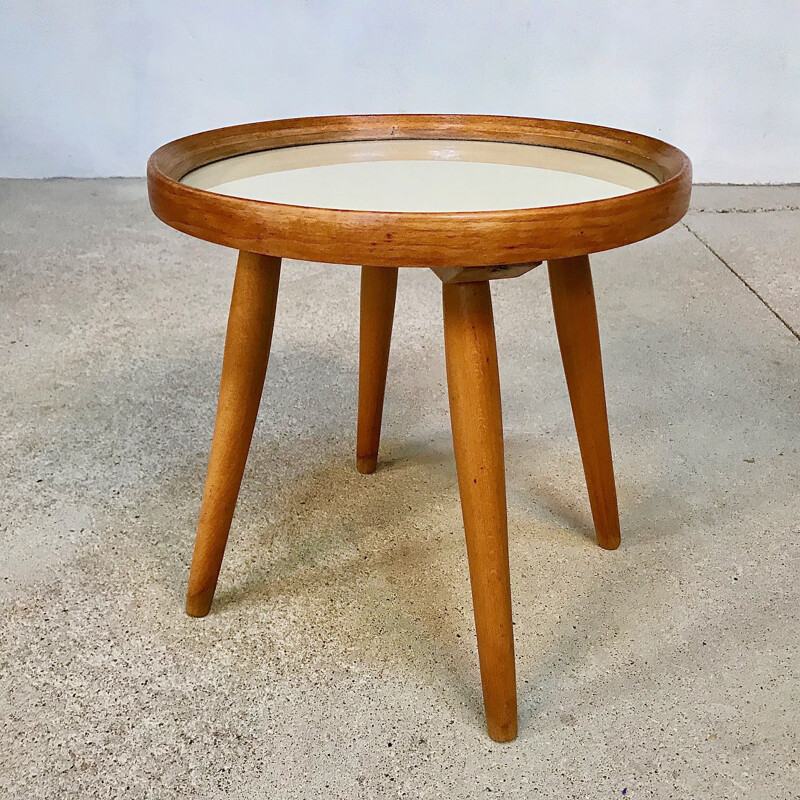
186,251,281,617
357,265,398,474
147,114,693,739
442,281,517,742
148,114,692,268
548,256,621,550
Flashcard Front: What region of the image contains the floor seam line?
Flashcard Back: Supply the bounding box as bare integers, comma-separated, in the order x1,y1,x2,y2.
682,221,800,343
689,206,800,213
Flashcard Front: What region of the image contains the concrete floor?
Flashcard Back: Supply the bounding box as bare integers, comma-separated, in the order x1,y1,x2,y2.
1,180,798,799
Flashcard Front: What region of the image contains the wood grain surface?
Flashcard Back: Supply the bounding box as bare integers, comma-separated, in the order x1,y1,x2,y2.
443,280,517,741
548,256,621,550
185,251,281,617
148,114,691,268
357,265,398,474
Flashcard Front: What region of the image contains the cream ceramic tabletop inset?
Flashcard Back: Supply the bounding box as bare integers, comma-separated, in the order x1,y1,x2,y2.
181,139,658,213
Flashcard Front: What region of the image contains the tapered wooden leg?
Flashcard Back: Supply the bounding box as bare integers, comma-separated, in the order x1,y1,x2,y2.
357,265,398,474
548,255,621,550
442,280,517,742
186,251,281,617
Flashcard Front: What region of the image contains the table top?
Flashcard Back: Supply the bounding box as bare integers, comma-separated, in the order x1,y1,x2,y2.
180,139,658,213
148,115,691,268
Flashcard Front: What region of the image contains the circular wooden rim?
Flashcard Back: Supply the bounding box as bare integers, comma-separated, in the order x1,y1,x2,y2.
147,114,692,267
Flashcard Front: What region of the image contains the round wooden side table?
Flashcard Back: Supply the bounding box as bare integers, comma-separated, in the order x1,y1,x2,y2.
147,114,692,742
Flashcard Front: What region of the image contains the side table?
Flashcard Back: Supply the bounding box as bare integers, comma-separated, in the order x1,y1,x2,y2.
147,114,691,741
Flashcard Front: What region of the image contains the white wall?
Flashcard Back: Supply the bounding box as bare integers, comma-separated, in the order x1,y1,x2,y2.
1,1,798,182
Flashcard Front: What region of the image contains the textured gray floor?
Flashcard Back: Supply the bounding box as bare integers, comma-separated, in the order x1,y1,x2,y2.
1,180,798,799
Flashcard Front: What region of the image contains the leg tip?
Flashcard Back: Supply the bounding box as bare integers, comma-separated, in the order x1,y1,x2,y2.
487,719,518,743
185,587,215,617
356,455,378,474
597,530,621,550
